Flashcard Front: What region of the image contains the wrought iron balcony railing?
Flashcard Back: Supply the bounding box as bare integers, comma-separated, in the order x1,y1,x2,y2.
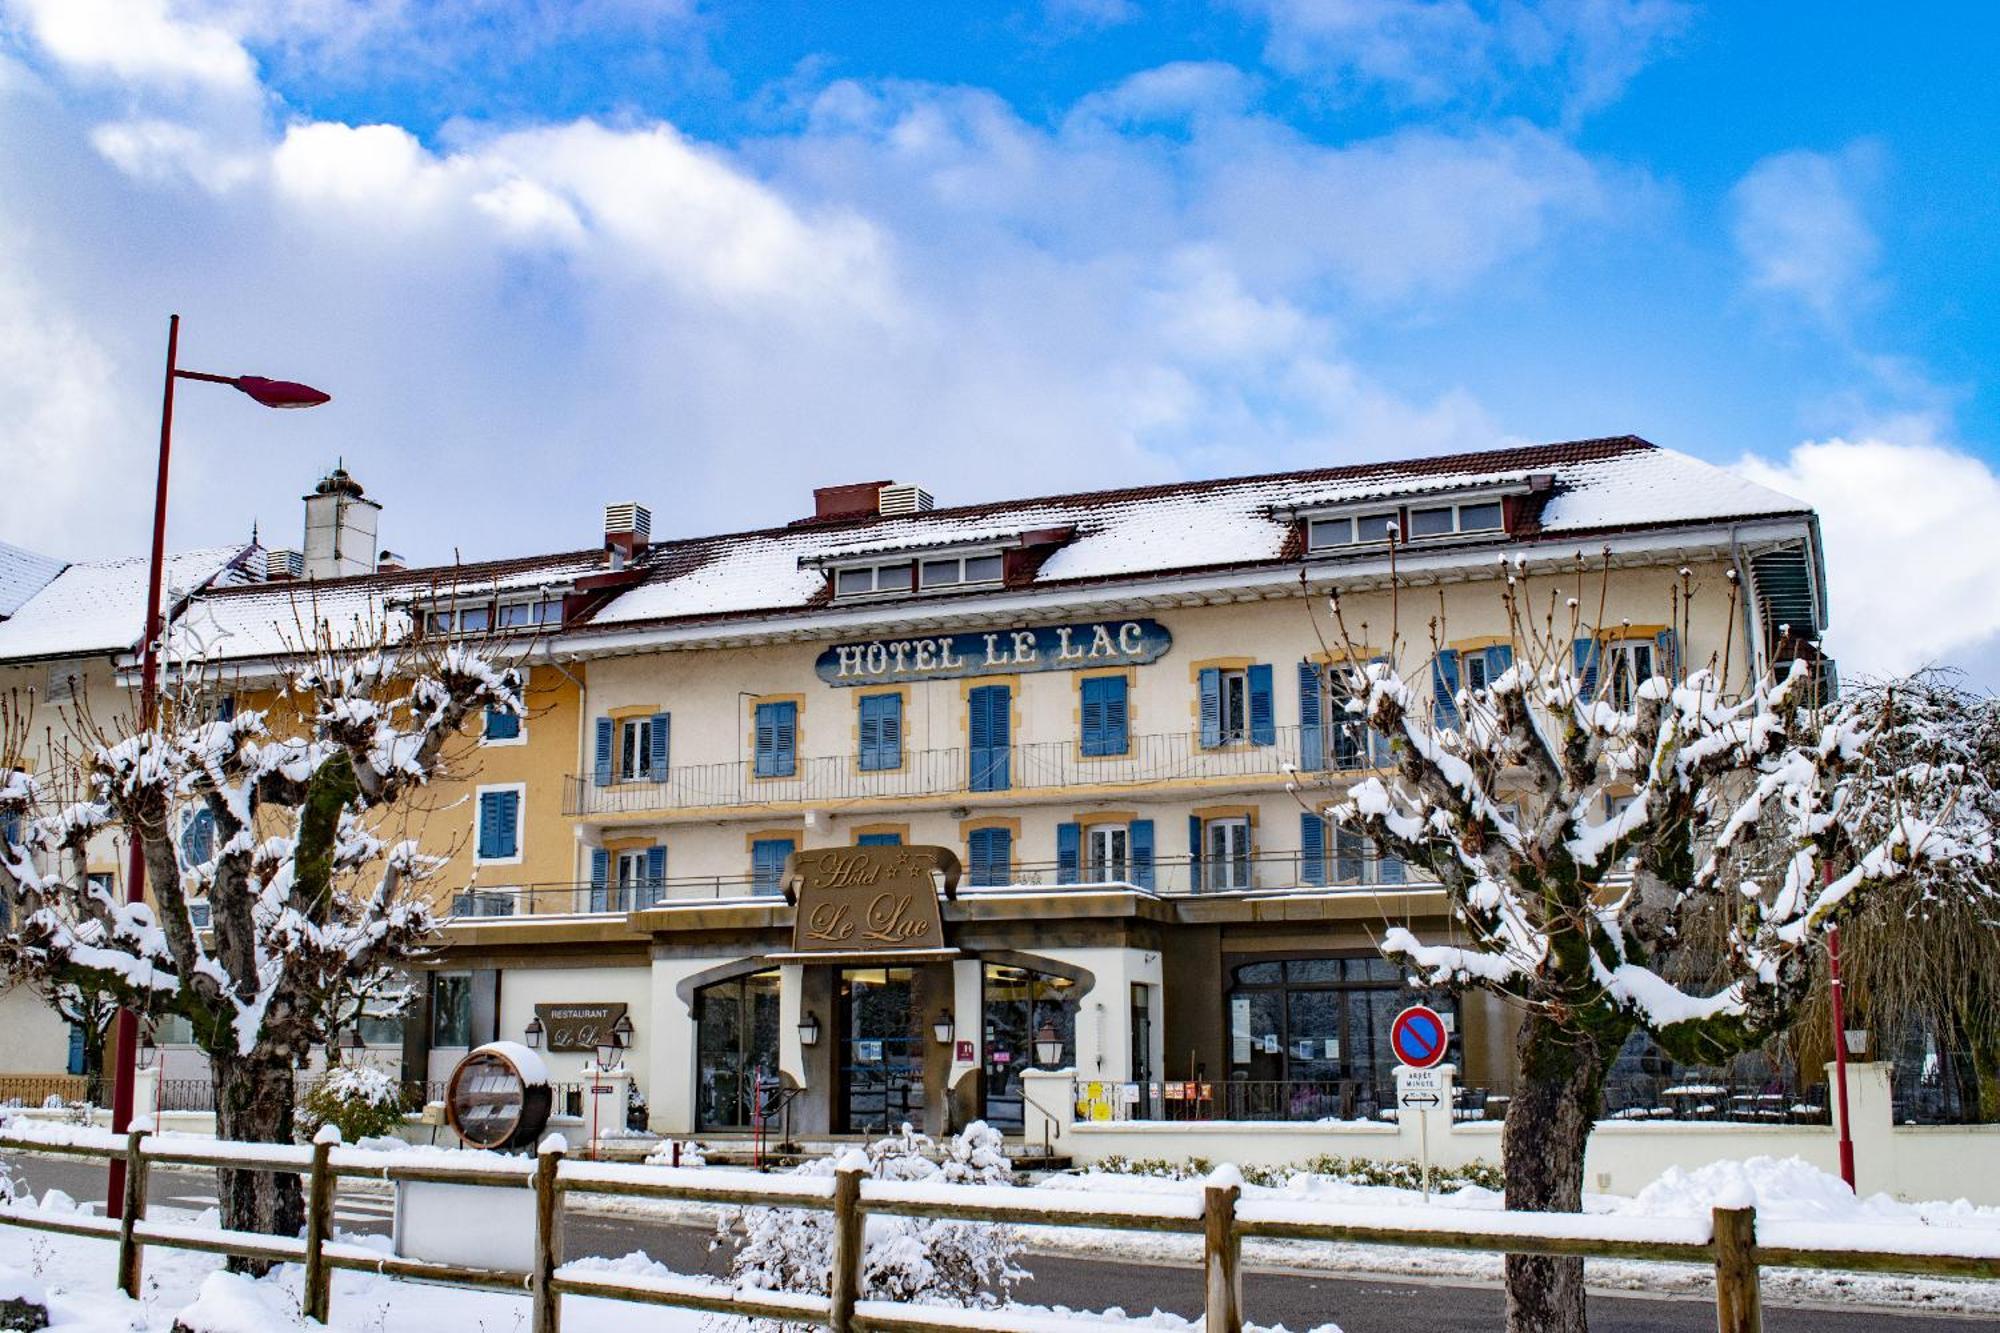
564,720,1392,818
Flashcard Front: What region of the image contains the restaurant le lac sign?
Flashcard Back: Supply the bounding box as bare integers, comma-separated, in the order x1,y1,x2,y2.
814,618,1171,686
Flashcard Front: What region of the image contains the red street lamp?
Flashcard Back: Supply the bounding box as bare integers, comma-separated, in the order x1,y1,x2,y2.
106,315,330,1218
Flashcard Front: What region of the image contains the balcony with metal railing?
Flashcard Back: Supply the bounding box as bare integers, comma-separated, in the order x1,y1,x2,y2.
564,720,1393,819
443,849,1428,921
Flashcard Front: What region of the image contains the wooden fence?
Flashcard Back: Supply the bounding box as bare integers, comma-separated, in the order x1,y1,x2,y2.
2,1126,1998,1333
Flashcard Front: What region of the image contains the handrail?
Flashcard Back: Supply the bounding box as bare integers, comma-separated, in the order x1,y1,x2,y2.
2,1124,1996,1333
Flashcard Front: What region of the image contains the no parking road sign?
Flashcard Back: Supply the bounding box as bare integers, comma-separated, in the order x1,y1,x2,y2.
1391,1004,1449,1070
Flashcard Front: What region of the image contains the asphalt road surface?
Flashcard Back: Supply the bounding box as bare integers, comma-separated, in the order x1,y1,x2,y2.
6,1154,1989,1332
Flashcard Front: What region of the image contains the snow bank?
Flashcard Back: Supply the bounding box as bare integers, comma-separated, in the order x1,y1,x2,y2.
170,1270,305,1331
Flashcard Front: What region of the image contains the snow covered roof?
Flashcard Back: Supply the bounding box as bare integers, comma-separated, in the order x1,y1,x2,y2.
584,437,1811,632
0,546,258,664
178,548,609,665
0,540,67,621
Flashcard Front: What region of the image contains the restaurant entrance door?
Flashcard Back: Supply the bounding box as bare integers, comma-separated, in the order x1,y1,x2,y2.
836,967,923,1134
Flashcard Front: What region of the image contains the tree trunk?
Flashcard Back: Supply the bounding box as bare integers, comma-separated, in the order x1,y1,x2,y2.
1499,1011,1616,1333
211,1052,304,1271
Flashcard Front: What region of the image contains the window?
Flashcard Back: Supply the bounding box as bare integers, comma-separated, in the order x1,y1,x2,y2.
616,848,666,910
966,826,1012,887
1204,817,1252,891
1324,665,1392,770
475,787,521,862
425,610,453,634
459,605,492,633
754,701,798,778
1307,516,1352,549
967,684,1011,792
357,1012,405,1046
179,807,216,869
483,706,521,743
1088,825,1127,881
858,693,903,772
856,831,902,846
1604,640,1655,711
1225,956,1455,1114
534,598,564,625
1430,645,1514,732
1333,824,1404,886
431,972,472,1048
918,553,1004,588
1079,675,1129,756
1355,512,1399,542
621,717,657,779
981,963,1078,1131
694,970,781,1129
1408,501,1504,539
1198,665,1272,748
1058,819,1154,888
751,838,796,896
497,602,535,629
833,563,914,598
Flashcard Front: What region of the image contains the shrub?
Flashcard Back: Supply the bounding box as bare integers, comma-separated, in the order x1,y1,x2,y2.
1083,1152,1503,1194
715,1122,1024,1322
296,1065,406,1144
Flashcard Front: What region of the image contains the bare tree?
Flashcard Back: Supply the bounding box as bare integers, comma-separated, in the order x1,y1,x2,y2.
0,639,521,1249
1304,555,1980,1333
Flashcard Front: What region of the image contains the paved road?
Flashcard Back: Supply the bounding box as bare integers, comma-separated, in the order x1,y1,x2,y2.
6,1154,1988,1331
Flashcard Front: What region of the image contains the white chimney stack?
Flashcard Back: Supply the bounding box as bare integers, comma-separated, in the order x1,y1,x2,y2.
301,466,381,580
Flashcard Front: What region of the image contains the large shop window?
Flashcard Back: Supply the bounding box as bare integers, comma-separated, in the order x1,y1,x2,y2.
982,964,1079,1133
694,970,781,1130
1224,957,1456,1119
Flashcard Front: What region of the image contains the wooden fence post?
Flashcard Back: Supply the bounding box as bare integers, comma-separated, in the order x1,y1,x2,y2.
115,1127,149,1299
532,1139,565,1333
828,1162,866,1333
1712,1205,1762,1333
302,1134,337,1323
1203,1179,1243,1333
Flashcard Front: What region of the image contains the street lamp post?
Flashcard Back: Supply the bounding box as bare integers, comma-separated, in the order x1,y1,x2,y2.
106,314,329,1218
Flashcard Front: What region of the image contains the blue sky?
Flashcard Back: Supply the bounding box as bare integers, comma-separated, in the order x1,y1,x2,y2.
2,1,1998,683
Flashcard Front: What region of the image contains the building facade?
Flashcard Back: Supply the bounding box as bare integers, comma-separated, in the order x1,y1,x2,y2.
0,438,1831,1138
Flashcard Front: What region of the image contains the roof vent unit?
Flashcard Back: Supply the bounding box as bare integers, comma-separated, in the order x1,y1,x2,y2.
264,548,305,581
878,483,934,517
376,550,407,574
604,502,652,569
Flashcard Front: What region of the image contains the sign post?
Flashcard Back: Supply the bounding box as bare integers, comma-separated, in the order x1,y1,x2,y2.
1391,1005,1451,1201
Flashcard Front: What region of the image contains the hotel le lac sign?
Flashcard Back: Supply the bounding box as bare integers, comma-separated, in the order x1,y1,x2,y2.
814,618,1172,686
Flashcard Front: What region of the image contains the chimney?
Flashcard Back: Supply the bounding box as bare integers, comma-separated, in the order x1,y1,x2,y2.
263,548,305,581
376,550,407,574
301,466,382,580
809,480,931,523
604,502,651,569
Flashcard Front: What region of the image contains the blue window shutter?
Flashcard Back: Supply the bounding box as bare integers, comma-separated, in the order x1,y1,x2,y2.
589,847,610,912
858,698,882,769
857,832,901,846
66,1024,84,1075
776,702,797,775
1130,819,1154,891
1198,669,1222,748
1056,822,1080,884
1105,678,1128,754
752,838,795,895
754,703,775,776
497,791,519,858
643,845,668,907
484,707,519,741
1485,644,1514,681
1188,814,1203,891
476,794,499,859
1300,812,1326,886
1573,639,1601,703
1248,664,1275,745
968,685,1010,792
650,713,671,777
593,717,614,786
967,827,1011,886
1080,677,1128,757
859,695,902,771
880,694,902,769
1654,629,1680,684
756,702,797,777
1297,660,1324,772
1432,650,1461,731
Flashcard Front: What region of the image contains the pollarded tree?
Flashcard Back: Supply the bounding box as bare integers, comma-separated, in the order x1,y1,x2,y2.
0,642,521,1245
1307,556,1978,1333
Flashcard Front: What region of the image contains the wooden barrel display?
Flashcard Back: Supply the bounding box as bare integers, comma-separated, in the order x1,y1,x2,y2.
444,1041,553,1152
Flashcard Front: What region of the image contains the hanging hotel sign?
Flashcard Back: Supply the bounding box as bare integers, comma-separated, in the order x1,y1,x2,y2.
788,845,959,954
533,1002,629,1053
814,618,1171,686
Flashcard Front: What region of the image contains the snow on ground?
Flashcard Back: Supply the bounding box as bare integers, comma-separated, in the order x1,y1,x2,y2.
0,1189,1333,1332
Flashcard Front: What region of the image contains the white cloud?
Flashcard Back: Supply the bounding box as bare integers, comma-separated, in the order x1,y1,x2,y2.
90,118,260,190
1735,428,2000,684
1729,143,1882,327
4,0,257,92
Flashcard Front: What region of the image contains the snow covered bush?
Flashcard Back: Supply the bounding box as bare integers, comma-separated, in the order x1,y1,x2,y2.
714,1122,1024,1320
1081,1153,1502,1193
297,1065,406,1144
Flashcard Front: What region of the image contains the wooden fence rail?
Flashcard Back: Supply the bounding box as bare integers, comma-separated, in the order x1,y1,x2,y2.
2,1127,1997,1333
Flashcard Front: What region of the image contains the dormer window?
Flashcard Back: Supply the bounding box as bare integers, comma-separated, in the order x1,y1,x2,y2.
1409,501,1503,538
834,562,914,598
419,595,564,635
919,554,1003,588
1308,512,1399,550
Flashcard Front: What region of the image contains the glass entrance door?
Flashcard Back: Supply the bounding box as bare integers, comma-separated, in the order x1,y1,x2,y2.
837,968,922,1134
